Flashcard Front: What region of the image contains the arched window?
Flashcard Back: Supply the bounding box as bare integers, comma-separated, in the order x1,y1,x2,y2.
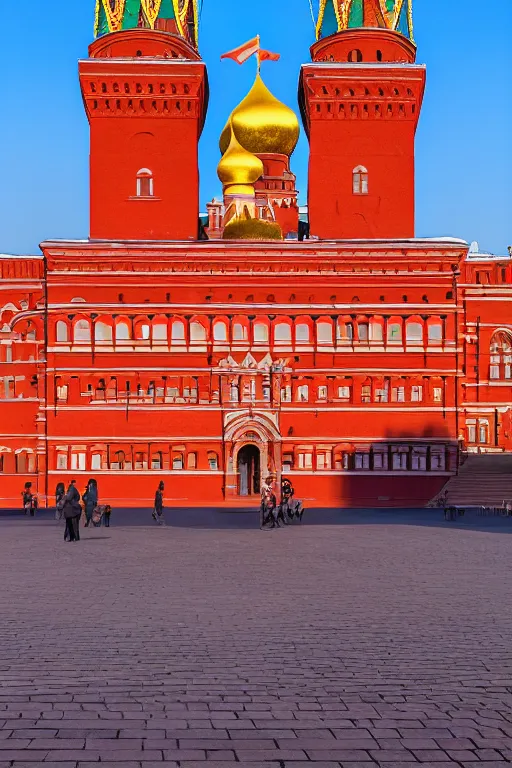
296,323,310,344
213,320,228,342
136,168,154,197
153,320,168,343
348,49,363,62
190,321,207,343
317,321,333,345
170,320,185,344
56,321,69,343
253,322,269,344
353,166,369,195
275,322,292,344
406,322,424,345
387,321,402,345
135,321,150,341
369,320,384,343
115,321,131,341
428,322,443,346
233,323,248,342
490,331,512,380
95,321,112,343
73,319,91,343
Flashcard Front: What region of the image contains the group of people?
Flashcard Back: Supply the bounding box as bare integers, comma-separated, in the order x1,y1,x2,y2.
56,479,111,542
260,476,304,528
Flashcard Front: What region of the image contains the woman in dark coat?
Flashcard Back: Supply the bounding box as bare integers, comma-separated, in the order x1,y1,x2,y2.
153,481,165,525
63,480,81,542
55,482,65,522
83,479,98,527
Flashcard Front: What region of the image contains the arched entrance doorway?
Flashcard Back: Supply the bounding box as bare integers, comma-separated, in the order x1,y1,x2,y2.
237,444,261,497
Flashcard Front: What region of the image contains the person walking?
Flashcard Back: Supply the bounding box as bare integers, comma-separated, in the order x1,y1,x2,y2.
153,481,165,525
63,480,81,543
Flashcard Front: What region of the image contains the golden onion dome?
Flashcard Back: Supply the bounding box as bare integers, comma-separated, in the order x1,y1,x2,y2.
219,74,300,158
217,124,264,196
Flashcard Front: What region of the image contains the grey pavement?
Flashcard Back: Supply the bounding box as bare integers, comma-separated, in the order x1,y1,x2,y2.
1,509,512,767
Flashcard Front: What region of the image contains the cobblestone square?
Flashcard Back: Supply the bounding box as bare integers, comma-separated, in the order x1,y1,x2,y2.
1,511,512,767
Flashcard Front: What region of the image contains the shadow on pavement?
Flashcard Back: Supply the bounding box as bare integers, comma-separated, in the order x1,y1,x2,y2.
2,506,512,534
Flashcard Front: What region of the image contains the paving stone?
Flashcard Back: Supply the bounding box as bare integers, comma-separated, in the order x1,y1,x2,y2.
2,514,512,765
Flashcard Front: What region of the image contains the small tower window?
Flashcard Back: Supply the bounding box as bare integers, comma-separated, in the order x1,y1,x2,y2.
136,168,154,197
348,49,363,63
353,166,369,195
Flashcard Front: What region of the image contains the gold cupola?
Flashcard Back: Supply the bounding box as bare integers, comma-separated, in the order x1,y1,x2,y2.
217,123,264,196
219,74,300,158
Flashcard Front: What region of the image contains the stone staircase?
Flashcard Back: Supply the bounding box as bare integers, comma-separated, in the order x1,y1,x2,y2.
430,453,512,507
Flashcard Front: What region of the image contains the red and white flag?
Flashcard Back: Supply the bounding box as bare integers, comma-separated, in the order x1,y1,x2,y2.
221,36,280,65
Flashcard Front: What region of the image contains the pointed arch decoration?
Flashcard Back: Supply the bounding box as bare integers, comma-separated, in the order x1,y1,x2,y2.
315,0,413,41
99,0,128,33
141,0,162,27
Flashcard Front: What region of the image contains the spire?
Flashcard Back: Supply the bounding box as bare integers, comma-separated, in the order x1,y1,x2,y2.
315,0,413,41
94,0,200,48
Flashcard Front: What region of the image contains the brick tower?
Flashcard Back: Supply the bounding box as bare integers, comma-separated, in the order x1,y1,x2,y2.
80,2,208,241
299,0,425,240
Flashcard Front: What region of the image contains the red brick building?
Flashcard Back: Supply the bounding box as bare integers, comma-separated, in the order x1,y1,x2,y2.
0,1,510,509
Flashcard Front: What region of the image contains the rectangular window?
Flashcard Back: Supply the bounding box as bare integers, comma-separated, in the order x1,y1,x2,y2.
298,453,312,469
375,387,389,403
411,386,423,402
361,385,371,403
392,387,405,403
393,452,408,470
297,385,309,402
433,387,443,403
358,323,369,342
338,386,351,401
479,422,489,444
428,324,443,345
317,452,331,470
152,454,162,470
187,453,197,470
208,454,219,471
370,323,383,342
173,455,184,470
354,452,370,470
317,385,328,401
91,454,102,470
281,385,292,403
56,385,68,402
283,454,293,471
57,453,68,470
71,452,86,471
430,451,445,471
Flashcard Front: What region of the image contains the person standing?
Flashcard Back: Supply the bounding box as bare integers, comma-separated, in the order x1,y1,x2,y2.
153,481,165,525
22,482,36,516
83,479,98,527
103,504,112,527
260,476,277,529
55,482,65,522
63,480,81,543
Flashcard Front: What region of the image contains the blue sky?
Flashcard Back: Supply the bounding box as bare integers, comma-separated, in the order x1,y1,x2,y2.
1,1,510,255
